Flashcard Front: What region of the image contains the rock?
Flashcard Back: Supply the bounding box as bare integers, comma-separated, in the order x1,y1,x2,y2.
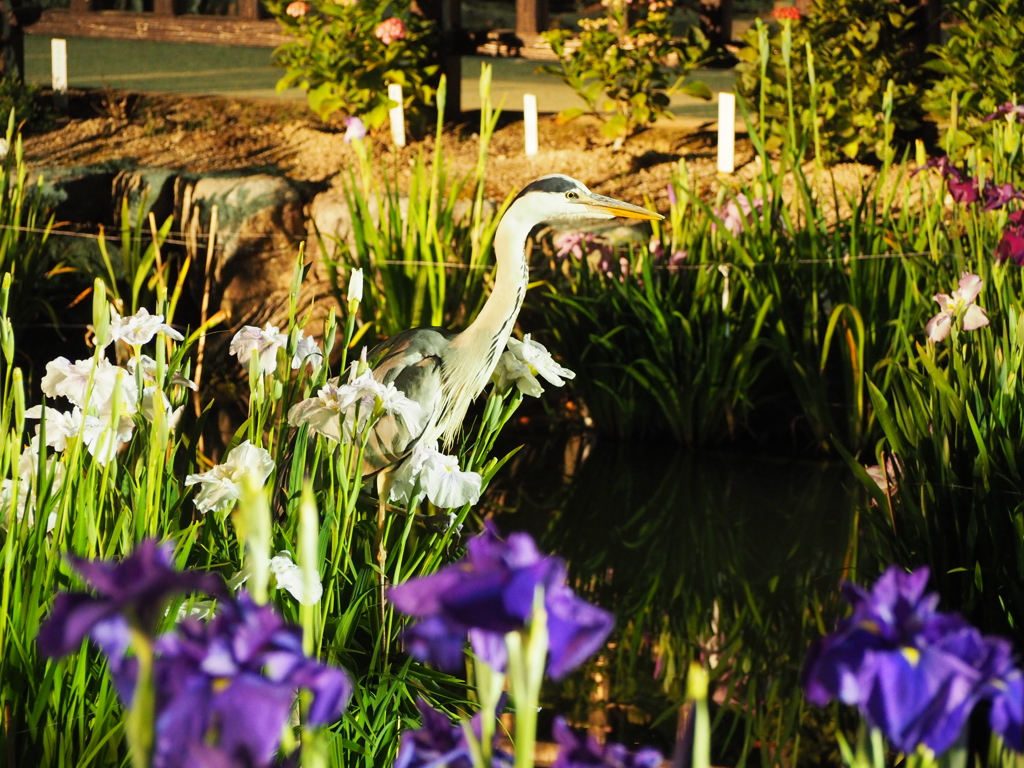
175,172,319,332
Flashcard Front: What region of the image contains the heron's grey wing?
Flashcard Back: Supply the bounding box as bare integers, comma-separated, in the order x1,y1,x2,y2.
360,328,456,476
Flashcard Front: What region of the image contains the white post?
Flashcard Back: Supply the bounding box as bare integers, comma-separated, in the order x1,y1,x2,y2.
388,84,406,148
51,39,68,112
717,92,736,174
523,93,538,157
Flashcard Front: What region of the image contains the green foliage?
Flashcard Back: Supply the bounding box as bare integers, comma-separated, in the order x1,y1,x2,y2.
267,0,437,126
735,3,924,163
923,0,1024,149
319,69,506,344
0,78,52,133
0,266,525,767
535,226,771,446
0,111,58,331
540,4,709,144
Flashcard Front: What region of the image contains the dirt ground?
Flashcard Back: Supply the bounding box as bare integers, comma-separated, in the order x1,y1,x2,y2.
23,90,923,224
23,91,749,204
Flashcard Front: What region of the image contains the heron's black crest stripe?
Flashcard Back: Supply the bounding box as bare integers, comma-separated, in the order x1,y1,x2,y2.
511,175,581,204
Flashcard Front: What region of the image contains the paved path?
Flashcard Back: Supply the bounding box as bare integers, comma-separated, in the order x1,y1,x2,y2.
24,35,736,119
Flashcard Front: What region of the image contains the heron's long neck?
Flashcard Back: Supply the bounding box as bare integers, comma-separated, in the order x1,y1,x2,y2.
459,205,531,361
438,203,531,443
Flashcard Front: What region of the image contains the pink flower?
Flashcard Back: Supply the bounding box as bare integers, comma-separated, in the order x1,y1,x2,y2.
375,17,406,44
713,193,763,238
344,116,366,143
286,0,309,16
553,231,597,261
925,272,990,343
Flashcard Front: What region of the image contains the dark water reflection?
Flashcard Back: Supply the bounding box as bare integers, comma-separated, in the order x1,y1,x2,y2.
491,433,863,768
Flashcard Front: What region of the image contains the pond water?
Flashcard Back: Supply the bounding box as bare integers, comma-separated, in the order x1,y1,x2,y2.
492,432,868,767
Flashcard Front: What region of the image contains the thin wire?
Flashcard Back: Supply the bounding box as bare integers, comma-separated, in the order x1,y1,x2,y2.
12,222,941,270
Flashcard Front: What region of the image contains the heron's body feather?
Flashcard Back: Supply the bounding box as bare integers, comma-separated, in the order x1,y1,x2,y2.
361,327,453,475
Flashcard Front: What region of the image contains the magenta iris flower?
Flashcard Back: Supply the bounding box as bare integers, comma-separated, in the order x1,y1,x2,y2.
36,539,227,657
914,157,984,205
983,102,1024,123
389,524,614,679
996,210,1024,265
802,566,1024,755
947,175,980,205
550,716,663,768
395,699,513,768
981,181,1023,212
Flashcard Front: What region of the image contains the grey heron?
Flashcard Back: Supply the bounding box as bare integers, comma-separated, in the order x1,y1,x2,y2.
357,174,662,615
360,174,663,475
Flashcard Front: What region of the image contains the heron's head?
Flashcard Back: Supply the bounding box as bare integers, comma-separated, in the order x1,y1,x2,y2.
511,174,663,224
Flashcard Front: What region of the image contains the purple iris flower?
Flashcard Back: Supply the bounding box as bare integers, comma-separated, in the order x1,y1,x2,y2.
550,716,663,768
802,566,1024,756
37,542,351,768
36,539,227,657
389,524,614,679
666,183,678,206
395,699,512,768
981,181,1024,212
134,592,350,768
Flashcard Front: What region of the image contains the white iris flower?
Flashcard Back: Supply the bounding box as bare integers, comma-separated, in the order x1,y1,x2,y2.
41,357,139,416
389,441,482,509
292,332,323,370
1,441,63,531
288,373,423,442
493,334,576,397
107,306,184,348
229,323,289,376
184,440,275,514
269,551,323,605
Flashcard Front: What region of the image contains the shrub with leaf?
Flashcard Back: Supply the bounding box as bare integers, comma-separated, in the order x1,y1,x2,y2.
735,2,925,163
922,0,1024,150
267,0,437,126
540,0,710,145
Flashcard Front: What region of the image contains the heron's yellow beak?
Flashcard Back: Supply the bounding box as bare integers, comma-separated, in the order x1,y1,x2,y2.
582,193,664,221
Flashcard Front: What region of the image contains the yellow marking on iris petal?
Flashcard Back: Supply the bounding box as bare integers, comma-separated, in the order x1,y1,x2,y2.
858,619,881,634
212,677,232,693
901,647,921,667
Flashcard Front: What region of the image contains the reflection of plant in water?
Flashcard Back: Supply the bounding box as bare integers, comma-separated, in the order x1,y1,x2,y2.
494,437,856,766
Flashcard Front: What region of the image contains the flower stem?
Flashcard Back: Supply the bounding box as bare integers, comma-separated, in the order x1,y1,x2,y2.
506,589,548,768
125,628,155,768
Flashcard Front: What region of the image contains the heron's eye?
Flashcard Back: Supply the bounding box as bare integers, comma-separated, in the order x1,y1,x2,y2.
566,191,579,200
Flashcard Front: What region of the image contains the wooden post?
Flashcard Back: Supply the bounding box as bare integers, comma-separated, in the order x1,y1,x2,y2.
388,83,406,147
69,0,90,13
523,93,538,157
238,0,260,20
515,0,548,43
440,0,460,118
51,38,67,111
153,0,176,15
699,0,732,50
717,92,735,173
415,0,462,117
0,0,23,81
